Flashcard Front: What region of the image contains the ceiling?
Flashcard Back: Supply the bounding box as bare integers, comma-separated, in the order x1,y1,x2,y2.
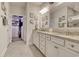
10,2,26,7
9,2,44,8
31,2,43,5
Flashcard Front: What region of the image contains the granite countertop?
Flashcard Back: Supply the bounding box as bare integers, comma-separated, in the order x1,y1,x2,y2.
35,30,79,42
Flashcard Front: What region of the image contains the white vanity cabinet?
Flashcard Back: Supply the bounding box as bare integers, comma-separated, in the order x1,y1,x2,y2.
46,34,79,57
46,39,59,57
33,31,39,48
59,47,79,57
39,33,46,55
51,36,65,46
65,40,79,53
33,30,79,57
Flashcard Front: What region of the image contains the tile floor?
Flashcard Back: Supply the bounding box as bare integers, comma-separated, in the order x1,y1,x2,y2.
12,37,22,42
4,38,43,57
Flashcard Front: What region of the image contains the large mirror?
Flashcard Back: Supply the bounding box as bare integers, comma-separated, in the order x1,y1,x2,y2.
48,2,79,28
67,3,79,27
67,15,79,27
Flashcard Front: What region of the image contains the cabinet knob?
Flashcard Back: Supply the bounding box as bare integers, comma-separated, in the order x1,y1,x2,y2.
54,46,58,49
71,45,74,48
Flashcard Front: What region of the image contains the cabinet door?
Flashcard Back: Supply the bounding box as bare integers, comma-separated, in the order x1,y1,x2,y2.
59,47,79,57
39,33,46,55
33,31,39,48
46,39,59,57
40,44,46,55
40,33,46,46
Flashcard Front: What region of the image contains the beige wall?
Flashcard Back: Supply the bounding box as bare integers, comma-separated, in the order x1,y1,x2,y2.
10,2,26,16
26,3,40,45
25,3,50,45
0,2,11,56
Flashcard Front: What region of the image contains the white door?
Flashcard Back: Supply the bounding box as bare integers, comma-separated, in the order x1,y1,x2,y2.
21,26,23,39
12,26,19,38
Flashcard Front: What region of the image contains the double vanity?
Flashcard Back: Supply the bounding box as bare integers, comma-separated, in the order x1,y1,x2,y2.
33,29,79,57
32,3,79,57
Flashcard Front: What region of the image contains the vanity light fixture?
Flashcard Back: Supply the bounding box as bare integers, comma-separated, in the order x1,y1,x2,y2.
40,6,49,14
39,2,63,14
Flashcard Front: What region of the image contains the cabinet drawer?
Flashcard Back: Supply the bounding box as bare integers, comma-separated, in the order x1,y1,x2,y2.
46,35,51,41
46,40,58,57
65,40,79,53
40,37,45,40
59,47,79,57
40,45,46,55
51,36,65,46
33,40,39,48
40,33,45,37
40,39,45,46
33,39,39,43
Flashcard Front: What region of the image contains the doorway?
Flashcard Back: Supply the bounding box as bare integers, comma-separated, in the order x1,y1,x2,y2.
12,15,23,42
